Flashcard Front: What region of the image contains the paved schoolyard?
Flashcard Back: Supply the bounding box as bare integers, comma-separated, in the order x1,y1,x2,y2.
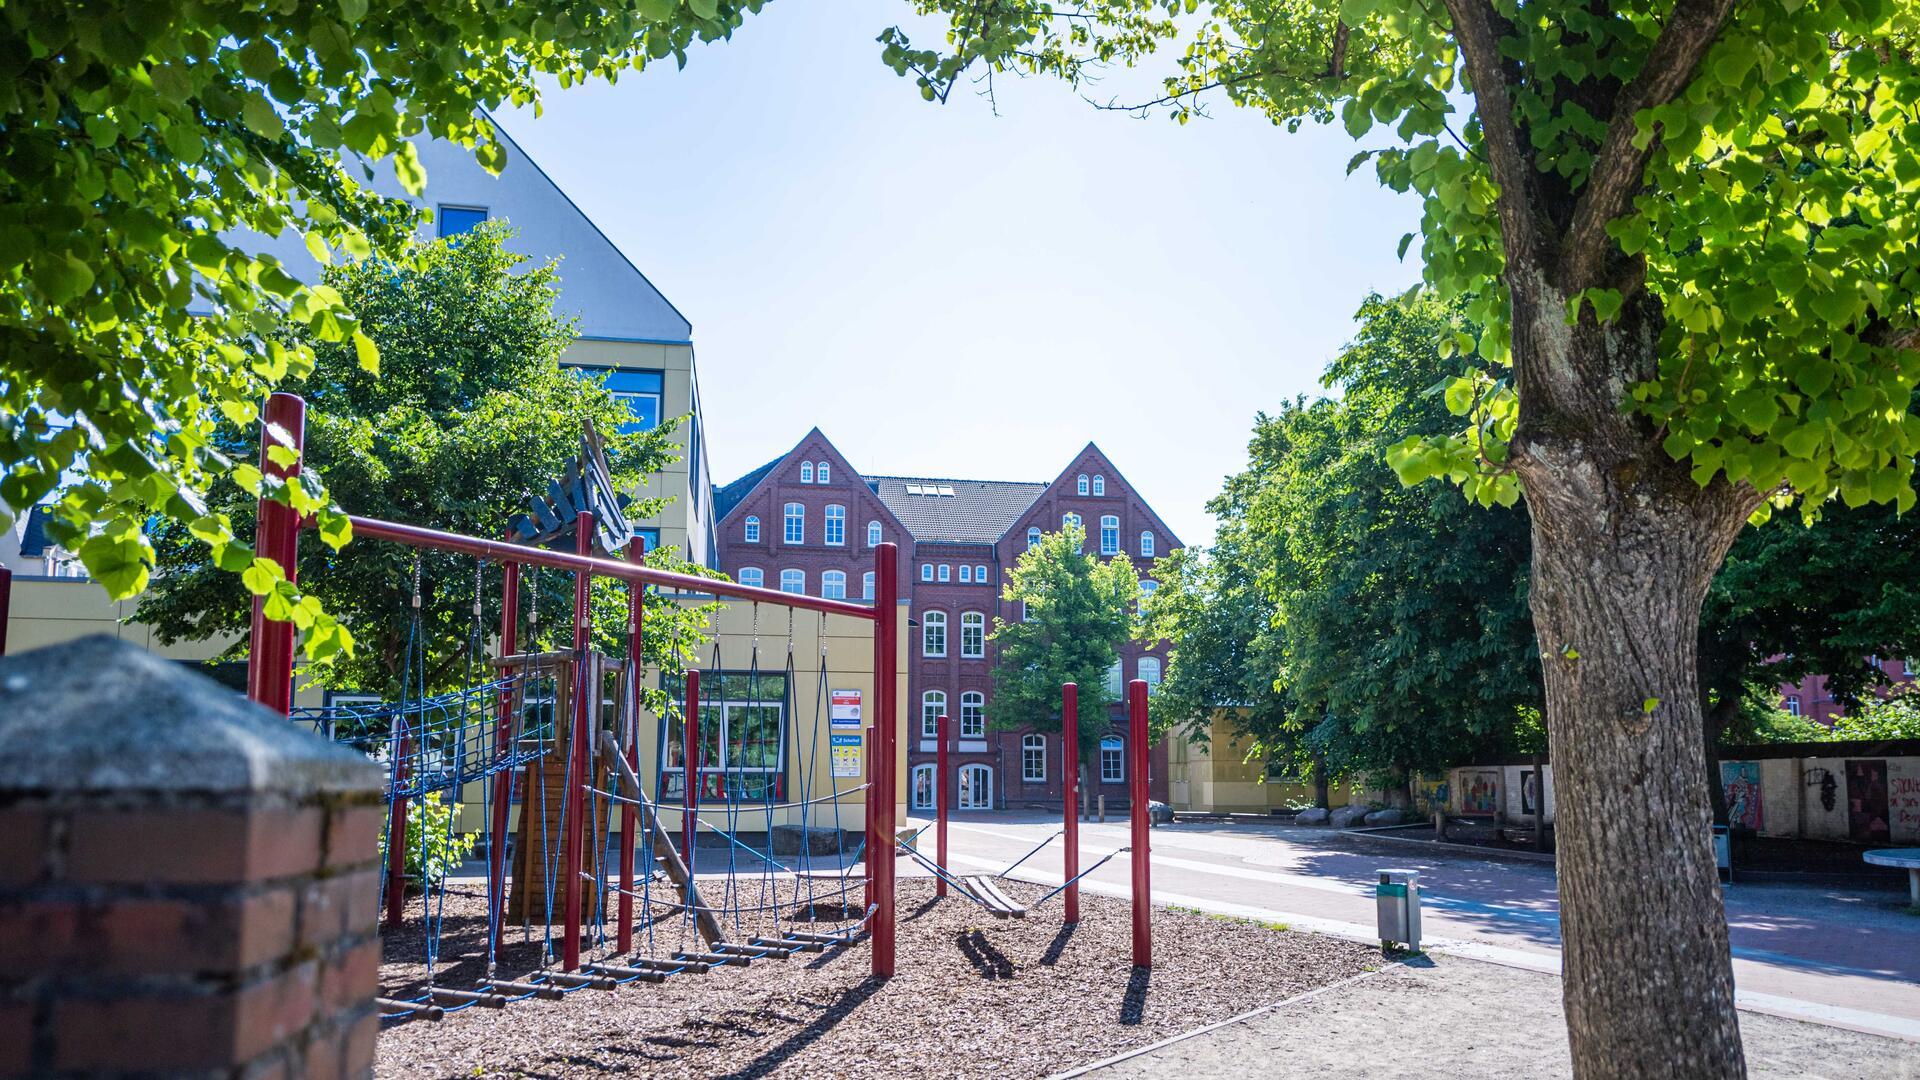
917,813,1920,1043
1075,953,1920,1079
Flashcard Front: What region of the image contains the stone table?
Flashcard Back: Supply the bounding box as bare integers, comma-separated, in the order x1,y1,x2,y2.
1863,848,1920,907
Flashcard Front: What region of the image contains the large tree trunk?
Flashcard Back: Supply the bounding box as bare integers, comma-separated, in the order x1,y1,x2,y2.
1512,293,1758,1078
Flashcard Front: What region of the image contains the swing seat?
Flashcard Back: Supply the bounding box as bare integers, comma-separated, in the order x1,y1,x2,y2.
959,876,1028,918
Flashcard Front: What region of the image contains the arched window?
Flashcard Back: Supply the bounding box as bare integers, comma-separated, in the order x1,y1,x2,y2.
867,520,882,546
958,764,993,809
921,690,947,738
960,611,986,658
1783,695,1802,716
1100,737,1124,783
1105,660,1123,699
862,571,875,600
958,564,972,583
1140,580,1159,608
800,462,813,483
1027,527,1042,548
937,564,951,582
824,504,846,546
975,564,988,583
921,563,934,582
783,502,804,544
922,611,947,657
1077,474,1089,495
1022,734,1047,782
743,516,760,543
821,570,847,599
1092,474,1106,496
960,691,985,738
738,567,764,588
911,764,936,810
780,569,805,594
817,461,831,484
1140,531,1155,557
1138,656,1162,692
1063,512,1081,531
1099,515,1120,555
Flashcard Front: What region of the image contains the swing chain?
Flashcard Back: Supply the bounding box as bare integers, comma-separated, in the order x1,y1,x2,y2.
472,560,483,622
410,555,422,610
528,567,539,627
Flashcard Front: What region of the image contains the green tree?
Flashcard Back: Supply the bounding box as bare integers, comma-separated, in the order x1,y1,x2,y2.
135,224,715,699
883,4,1920,1067
990,524,1141,761
1,0,762,653
1150,295,1540,798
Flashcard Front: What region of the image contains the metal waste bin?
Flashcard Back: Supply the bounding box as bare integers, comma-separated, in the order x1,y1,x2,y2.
1376,869,1422,952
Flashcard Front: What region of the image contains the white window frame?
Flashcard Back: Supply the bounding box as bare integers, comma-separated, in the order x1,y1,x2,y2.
1092,474,1106,496
862,571,876,600
1100,736,1124,783
975,564,988,583
1140,531,1155,557
1784,695,1802,716
938,564,951,583
821,570,847,599
1105,660,1123,699
922,611,947,657
960,691,985,738
1100,515,1120,555
1138,656,1162,692
867,520,882,546
911,763,936,810
738,567,764,589
817,461,831,484
1022,734,1046,782
958,763,993,809
1027,527,1042,548
743,516,760,543
959,564,972,583
960,611,986,659
783,502,805,544
800,462,813,483
824,504,846,546
921,563,934,582
1077,474,1089,495
921,690,947,738
1063,512,1080,531
780,569,805,594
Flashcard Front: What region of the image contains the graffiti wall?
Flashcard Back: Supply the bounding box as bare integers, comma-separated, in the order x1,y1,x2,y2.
1457,770,1500,815
1414,777,1450,815
1720,761,1764,832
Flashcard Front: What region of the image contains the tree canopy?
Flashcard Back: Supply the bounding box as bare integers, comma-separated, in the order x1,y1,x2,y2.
1,0,763,657
990,523,1141,759
134,224,716,698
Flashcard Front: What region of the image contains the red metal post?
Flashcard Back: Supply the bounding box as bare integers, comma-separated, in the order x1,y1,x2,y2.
683,668,701,884
1062,682,1080,925
560,510,594,972
871,542,899,979
246,392,306,715
488,544,519,936
618,536,644,954
1128,679,1152,968
935,713,950,898
384,719,412,930
0,564,11,657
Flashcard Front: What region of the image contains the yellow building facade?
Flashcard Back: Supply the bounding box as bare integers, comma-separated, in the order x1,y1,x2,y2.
1163,709,1350,814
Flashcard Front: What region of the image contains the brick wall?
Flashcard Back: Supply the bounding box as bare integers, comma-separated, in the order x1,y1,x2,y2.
0,636,385,1078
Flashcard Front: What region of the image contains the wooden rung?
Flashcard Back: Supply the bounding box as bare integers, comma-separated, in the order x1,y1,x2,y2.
754,936,824,954
430,988,509,1009
625,956,711,975
482,980,565,1001
583,963,667,983
676,950,750,967
377,997,445,1021
543,972,619,990
719,941,791,960
784,930,853,945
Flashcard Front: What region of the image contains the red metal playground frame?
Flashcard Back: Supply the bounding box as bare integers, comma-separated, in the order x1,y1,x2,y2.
242,393,903,979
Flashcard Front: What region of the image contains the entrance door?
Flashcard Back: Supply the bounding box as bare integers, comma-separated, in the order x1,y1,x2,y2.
959,764,992,810
1846,759,1891,842
911,764,935,811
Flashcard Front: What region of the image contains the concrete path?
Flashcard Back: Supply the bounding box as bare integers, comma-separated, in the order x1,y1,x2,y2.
910,813,1920,1042
1070,954,1920,1079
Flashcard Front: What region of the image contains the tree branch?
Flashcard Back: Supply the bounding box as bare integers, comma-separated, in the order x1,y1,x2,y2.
1441,0,1549,275
1559,0,1736,285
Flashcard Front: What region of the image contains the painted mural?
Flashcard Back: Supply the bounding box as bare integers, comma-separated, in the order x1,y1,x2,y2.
1720,761,1764,832
1846,759,1891,843
1414,777,1450,815
1890,765,1920,841
1459,770,1499,815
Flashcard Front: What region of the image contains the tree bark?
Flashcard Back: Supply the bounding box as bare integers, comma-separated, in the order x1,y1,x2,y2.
1512,300,1757,1078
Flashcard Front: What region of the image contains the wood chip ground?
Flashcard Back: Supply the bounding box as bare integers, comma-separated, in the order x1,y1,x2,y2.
376,878,1377,1078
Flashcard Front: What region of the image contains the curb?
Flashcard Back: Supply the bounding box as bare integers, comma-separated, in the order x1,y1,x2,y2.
1046,963,1402,1079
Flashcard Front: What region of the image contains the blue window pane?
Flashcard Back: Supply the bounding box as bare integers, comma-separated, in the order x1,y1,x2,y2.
603,370,665,394
636,529,660,553
438,206,489,237
573,368,666,433
614,393,660,433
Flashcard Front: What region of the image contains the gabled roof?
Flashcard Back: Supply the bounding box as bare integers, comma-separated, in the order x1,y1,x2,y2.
713,456,782,522
1040,442,1186,550
869,476,1050,545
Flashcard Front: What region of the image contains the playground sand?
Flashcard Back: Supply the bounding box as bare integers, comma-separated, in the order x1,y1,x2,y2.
374,877,1377,1078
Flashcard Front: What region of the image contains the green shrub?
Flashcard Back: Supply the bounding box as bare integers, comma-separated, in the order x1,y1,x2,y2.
377,792,477,894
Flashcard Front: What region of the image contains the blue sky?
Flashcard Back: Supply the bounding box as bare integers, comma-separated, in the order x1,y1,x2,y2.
498,1,1423,548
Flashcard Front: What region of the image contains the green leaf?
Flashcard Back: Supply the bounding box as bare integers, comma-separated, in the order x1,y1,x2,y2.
32,252,95,304
352,330,381,373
